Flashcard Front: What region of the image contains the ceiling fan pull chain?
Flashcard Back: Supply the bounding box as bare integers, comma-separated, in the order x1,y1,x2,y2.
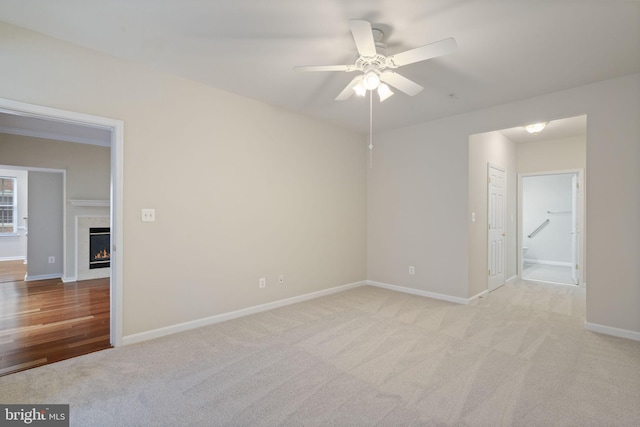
369,89,373,168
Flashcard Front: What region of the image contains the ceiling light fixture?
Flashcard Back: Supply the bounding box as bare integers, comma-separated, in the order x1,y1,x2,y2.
363,71,380,90
353,82,367,97
377,83,394,102
525,122,547,134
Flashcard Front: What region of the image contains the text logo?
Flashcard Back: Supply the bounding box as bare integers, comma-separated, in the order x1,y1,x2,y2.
0,405,69,427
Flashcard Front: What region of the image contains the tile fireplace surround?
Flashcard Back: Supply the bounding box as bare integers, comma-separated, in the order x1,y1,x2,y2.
76,216,110,281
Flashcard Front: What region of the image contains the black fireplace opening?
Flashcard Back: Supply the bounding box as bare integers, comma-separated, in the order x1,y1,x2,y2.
89,227,110,269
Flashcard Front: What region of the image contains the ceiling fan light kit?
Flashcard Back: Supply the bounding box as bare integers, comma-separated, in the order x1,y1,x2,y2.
294,19,457,167
294,19,457,102
377,83,394,102
363,71,381,90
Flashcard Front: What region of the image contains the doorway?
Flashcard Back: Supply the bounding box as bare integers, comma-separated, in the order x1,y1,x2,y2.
0,167,66,282
520,170,583,285
0,98,123,347
469,114,587,298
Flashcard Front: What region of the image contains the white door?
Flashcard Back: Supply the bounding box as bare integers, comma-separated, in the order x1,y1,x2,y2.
570,173,579,284
488,165,506,291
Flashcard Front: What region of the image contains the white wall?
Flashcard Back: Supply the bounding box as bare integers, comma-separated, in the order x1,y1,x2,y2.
517,135,586,173
522,174,574,264
369,73,640,334
468,131,517,297
0,168,27,260
0,22,367,337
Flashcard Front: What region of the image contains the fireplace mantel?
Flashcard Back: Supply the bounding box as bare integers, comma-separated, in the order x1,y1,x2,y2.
69,199,110,207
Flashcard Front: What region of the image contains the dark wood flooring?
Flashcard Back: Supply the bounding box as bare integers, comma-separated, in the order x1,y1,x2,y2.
0,261,111,376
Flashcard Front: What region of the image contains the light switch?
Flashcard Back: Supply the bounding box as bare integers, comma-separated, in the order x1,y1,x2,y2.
141,208,156,222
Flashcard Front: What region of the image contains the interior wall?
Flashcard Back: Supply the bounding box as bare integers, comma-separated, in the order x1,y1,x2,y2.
517,135,586,173
26,171,64,279
368,73,640,334
0,22,367,337
468,131,517,297
0,168,28,261
0,134,111,280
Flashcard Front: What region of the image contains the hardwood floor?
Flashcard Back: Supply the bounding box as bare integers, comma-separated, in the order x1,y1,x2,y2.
0,259,28,283
0,262,111,376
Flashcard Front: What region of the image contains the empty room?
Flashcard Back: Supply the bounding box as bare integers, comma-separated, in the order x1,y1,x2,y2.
0,1,639,426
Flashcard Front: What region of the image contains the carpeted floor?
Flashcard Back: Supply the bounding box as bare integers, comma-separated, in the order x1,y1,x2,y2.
1,281,639,426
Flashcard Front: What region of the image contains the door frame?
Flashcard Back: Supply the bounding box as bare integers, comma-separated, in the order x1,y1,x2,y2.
0,98,124,346
518,169,585,286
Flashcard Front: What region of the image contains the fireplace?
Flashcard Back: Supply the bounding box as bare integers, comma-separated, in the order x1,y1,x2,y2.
89,227,110,269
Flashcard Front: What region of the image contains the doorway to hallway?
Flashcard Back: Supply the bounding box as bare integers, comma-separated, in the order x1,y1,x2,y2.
520,171,582,285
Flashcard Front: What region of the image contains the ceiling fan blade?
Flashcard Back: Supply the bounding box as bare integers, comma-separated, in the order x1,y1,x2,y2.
349,20,377,57
380,71,423,96
388,37,457,67
335,75,363,101
294,65,355,72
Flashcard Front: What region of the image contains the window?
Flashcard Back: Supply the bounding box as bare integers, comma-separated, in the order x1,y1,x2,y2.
0,176,17,235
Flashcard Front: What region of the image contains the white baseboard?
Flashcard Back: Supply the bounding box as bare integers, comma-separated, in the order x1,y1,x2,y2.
506,275,519,285
25,273,62,282
469,289,488,302
0,256,26,262
123,280,366,346
524,259,572,267
367,280,470,305
62,275,77,283
584,322,640,342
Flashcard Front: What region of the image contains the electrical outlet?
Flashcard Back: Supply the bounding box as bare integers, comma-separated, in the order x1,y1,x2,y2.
141,208,156,222
48,256,55,264
259,277,266,288
279,274,284,284
409,265,415,275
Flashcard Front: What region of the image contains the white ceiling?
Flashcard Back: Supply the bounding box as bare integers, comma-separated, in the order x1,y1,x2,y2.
0,0,638,135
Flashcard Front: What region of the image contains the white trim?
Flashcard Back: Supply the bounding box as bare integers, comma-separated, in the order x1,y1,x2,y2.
523,259,572,267
123,280,366,346
367,280,470,304
25,273,62,282
506,275,519,285
0,256,26,262
69,199,110,207
585,322,640,342
0,97,124,348
62,275,77,283
0,125,110,147
469,289,489,301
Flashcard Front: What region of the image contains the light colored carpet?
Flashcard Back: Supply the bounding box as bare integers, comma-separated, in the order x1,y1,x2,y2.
1,281,639,426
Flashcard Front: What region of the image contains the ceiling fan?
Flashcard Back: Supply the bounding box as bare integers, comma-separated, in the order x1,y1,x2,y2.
294,20,457,102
